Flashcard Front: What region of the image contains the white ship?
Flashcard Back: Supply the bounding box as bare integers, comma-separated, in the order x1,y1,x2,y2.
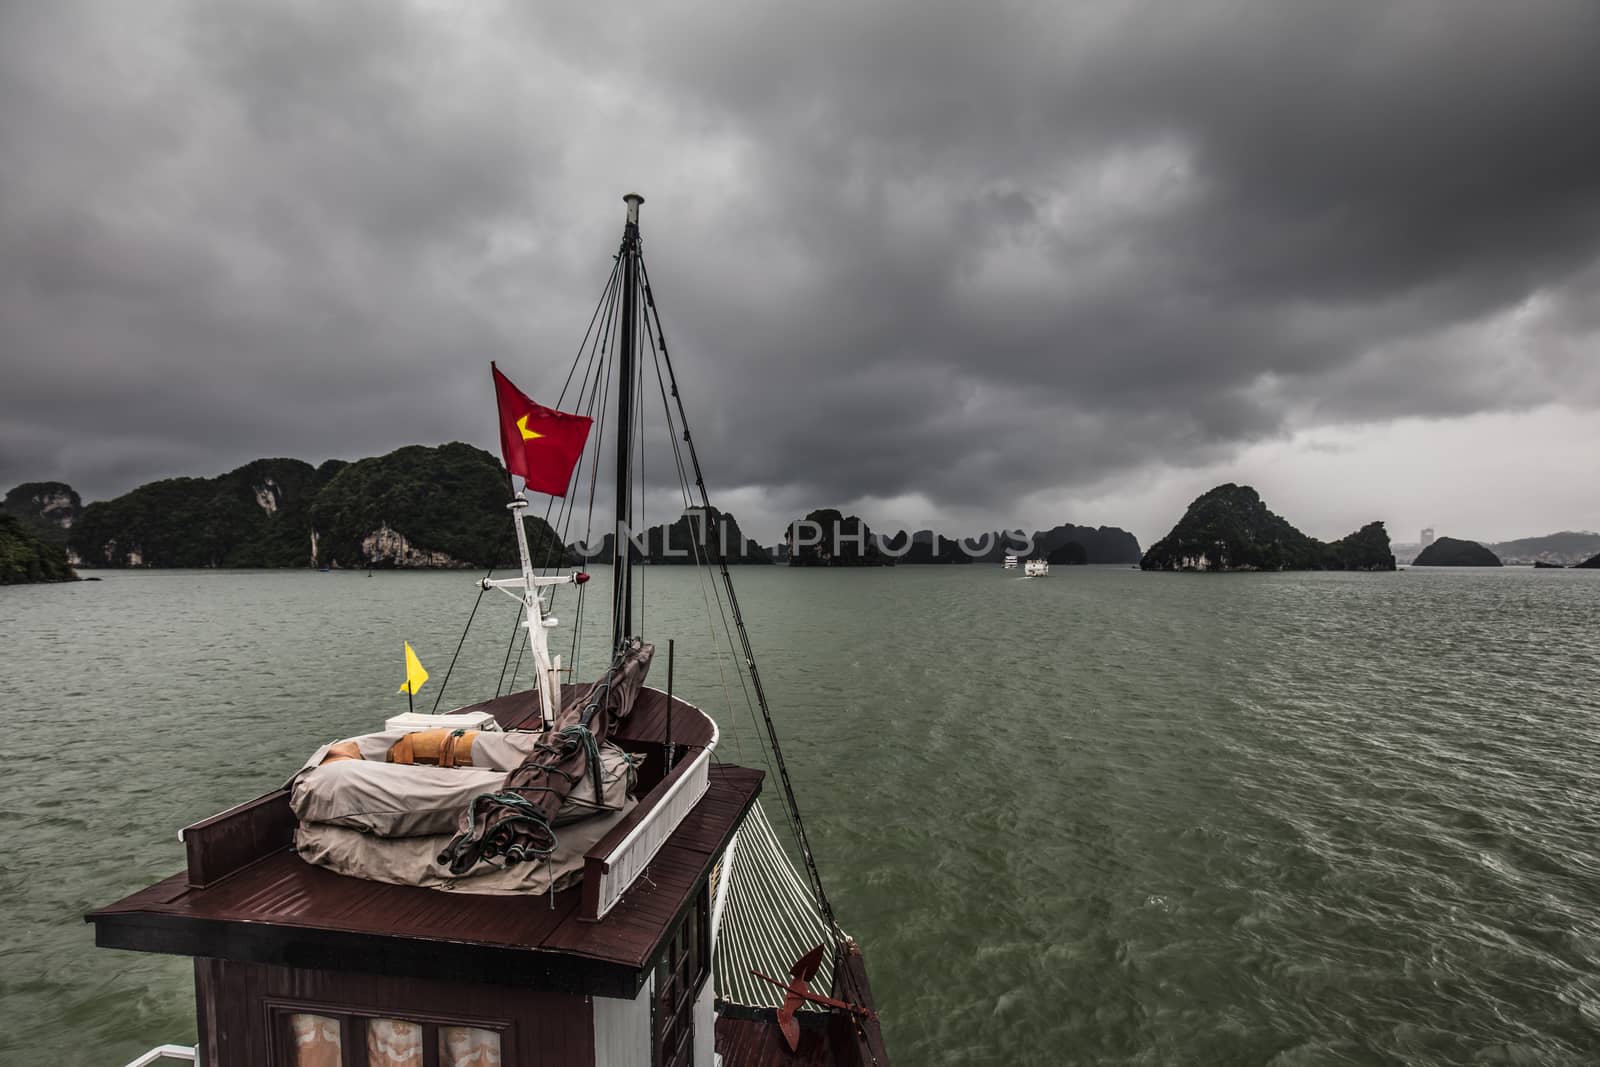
1024,559,1049,577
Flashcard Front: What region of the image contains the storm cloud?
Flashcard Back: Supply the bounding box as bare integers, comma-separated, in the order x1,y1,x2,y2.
3,0,1598,543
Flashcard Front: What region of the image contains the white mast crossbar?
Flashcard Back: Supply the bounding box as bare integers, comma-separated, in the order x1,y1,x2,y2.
482,495,584,728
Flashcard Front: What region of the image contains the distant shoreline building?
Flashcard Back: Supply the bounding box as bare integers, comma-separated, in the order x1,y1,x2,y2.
1420,527,1435,548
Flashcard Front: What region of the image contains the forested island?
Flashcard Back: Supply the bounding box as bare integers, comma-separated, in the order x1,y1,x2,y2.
1412,537,1502,567
14,445,567,571
1140,484,1396,572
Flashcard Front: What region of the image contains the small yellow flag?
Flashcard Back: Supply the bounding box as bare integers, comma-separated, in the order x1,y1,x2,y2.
399,641,429,695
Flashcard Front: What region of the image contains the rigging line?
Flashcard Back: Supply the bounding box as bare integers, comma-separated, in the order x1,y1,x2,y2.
430,579,489,714
539,259,623,578
638,253,839,937
564,293,618,670
527,263,624,617
634,273,648,641
642,310,756,768
507,627,527,693
573,265,621,672
639,270,796,845
495,597,522,698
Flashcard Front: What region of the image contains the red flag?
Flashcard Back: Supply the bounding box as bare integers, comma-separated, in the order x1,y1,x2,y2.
492,363,593,497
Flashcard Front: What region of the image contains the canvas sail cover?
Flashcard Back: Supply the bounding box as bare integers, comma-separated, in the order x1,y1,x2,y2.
439,638,654,874
290,740,637,838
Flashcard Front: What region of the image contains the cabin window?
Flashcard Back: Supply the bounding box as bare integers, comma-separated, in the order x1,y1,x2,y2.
287,1014,343,1067
652,887,710,1067
274,1007,503,1067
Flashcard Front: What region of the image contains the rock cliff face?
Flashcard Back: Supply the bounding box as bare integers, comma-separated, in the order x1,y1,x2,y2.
1,481,82,546
1140,484,1396,572
0,514,77,583
1412,536,1502,567
786,509,892,566
1576,552,1600,569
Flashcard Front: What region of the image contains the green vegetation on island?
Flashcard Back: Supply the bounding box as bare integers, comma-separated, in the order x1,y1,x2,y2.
309,444,566,568
53,444,564,570
0,514,77,584
1412,537,1502,567
1140,484,1396,572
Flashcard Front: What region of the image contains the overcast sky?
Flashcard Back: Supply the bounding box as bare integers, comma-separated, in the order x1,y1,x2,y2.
3,0,1598,547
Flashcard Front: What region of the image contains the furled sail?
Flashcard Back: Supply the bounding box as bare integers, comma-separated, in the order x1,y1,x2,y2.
439,638,654,874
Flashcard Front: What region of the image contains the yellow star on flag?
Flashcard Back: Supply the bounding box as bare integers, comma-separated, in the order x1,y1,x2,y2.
516,414,544,441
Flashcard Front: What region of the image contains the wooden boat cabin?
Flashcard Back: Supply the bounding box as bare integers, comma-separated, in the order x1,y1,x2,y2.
89,683,885,1066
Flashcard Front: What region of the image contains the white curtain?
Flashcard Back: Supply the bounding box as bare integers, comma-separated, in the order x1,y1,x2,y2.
366,1019,423,1067
440,1026,502,1067
288,1014,341,1067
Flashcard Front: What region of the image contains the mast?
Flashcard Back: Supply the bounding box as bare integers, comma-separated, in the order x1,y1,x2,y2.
610,192,644,652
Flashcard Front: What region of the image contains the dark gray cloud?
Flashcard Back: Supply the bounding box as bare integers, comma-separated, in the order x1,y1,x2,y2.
3,0,1598,542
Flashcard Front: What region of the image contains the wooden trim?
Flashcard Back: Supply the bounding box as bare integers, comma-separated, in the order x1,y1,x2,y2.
580,723,717,922
182,788,295,888
97,911,650,998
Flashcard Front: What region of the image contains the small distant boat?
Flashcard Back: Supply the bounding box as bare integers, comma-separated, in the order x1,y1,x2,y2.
1024,559,1049,577
1003,555,1019,569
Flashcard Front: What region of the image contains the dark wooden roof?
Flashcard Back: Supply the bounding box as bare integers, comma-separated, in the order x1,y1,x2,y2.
88,764,760,998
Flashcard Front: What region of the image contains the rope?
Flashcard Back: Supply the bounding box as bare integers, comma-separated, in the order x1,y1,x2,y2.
713,801,839,1009
639,252,841,938
430,581,487,713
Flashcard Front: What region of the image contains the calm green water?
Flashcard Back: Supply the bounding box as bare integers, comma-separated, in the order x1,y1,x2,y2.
4,565,1600,1066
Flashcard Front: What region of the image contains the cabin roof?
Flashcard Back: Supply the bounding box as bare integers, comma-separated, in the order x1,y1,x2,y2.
89,763,758,998
88,684,756,999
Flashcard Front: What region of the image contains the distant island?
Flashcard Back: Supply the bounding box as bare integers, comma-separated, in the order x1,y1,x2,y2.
1575,552,1600,569
1140,484,1395,572
8,445,567,571
786,510,894,566
570,507,772,565
1392,530,1600,566
784,513,1142,566
1412,537,1502,567
8,458,1144,575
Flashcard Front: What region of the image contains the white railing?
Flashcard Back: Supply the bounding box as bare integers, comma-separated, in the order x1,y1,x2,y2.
124,1046,198,1066
591,720,718,920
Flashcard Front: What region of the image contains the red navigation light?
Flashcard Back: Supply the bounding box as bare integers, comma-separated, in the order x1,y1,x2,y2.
574,572,591,585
